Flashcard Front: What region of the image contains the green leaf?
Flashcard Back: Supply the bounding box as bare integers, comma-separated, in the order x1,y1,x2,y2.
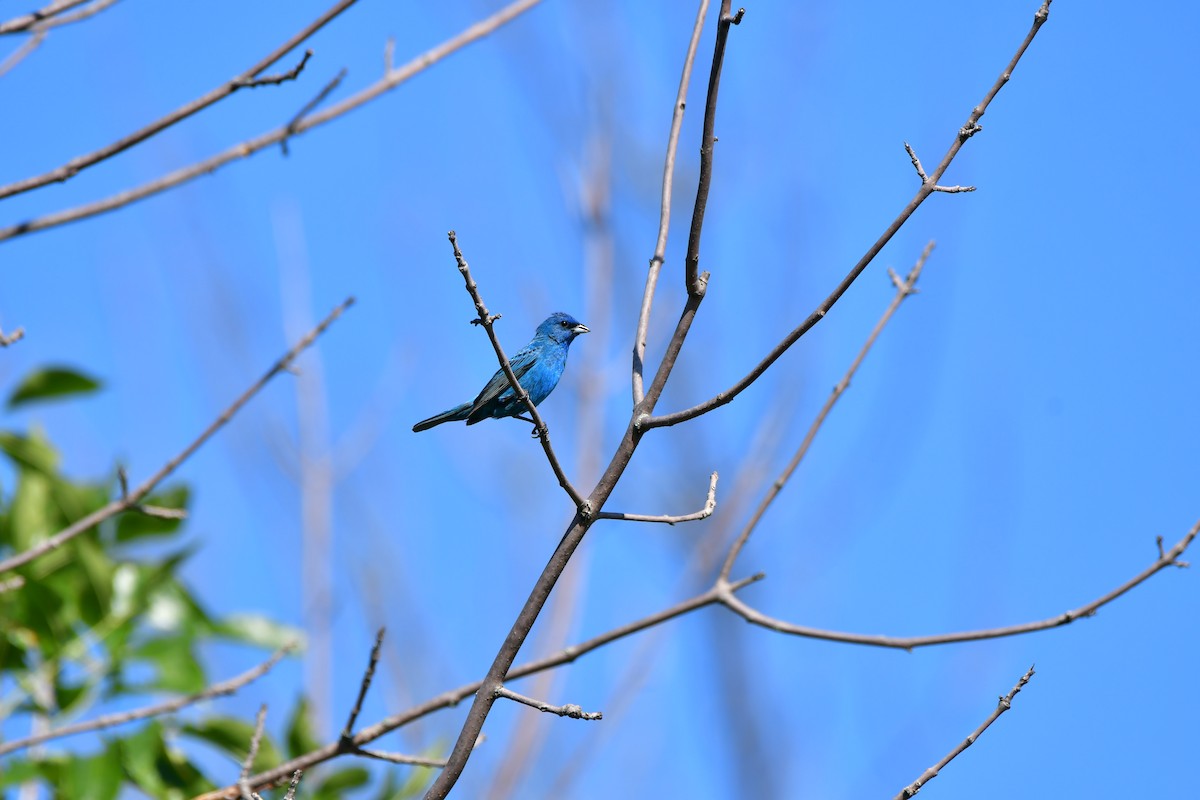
72,532,115,626
285,695,321,759
215,613,305,651
132,634,205,693
182,715,282,772
7,366,102,409
115,485,190,542
314,765,371,796
0,429,60,474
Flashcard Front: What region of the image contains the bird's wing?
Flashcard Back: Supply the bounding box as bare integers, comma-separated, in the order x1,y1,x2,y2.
468,345,540,413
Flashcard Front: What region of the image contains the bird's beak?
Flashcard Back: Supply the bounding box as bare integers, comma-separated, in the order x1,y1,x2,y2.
573,324,590,334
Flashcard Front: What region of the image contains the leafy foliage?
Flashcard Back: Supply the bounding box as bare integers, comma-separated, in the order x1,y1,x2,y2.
0,369,328,797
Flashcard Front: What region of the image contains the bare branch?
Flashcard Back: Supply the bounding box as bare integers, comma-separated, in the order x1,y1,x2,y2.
0,29,44,78
0,0,90,34
596,470,718,525
194,576,763,798
281,67,348,156
719,242,933,581
445,230,589,512
894,666,1035,799
0,325,25,346
239,704,268,800
718,520,1198,649
0,297,355,575
353,748,449,768
282,770,303,800
0,0,359,201
340,627,385,741
0,645,292,756
234,49,313,89
27,0,119,31
0,0,542,242
495,686,602,721
632,0,711,404
641,1,1054,430
904,141,976,193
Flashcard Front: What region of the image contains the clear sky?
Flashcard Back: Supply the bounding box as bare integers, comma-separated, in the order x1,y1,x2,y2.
2,1,1198,798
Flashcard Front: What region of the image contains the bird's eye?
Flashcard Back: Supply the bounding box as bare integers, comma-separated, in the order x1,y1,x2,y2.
560,320,571,327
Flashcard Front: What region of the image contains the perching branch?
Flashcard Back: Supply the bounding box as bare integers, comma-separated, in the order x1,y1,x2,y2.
717,520,1198,649
596,470,718,525
893,666,1035,800
631,0,711,405
495,686,602,721
0,297,355,575
0,645,291,756
446,230,589,512
641,1,1055,430
0,0,542,242
195,575,763,798
424,6,742,796
0,0,357,201
718,242,934,581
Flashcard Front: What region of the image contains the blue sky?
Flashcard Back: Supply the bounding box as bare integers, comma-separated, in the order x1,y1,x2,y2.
2,1,1198,798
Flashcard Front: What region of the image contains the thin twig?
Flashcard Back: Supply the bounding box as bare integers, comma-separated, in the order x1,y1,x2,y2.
0,0,542,240
235,49,313,89
192,575,763,798
353,748,449,768
27,0,119,31
239,704,268,800
717,520,1198,649
0,0,359,201
0,298,355,575
282,770,303,800
0,645,291,756
0,325,25,346
446,230,589,512
340,627,385,741
0,0,90,34
632,0,711,405
494,686,602,721
641,1,1054,430
281,67,348,156
718,242,933,581
894,666,1035,799
596,470,718,525
0,29,44,78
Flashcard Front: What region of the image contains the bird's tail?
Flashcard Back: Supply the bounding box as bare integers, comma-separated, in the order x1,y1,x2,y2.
412,402,472,432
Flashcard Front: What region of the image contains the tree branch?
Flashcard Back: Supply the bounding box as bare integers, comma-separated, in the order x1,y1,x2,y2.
717,520,1198,649
0,297,355,574
596,470,718,525
641,1,1054,430
719,242,933,581
0,0,357,201
495,686,602,721
632,0,711,405
424,7,742,796
239,704,268,800
195,575,762,798
0,324,24,346
446,230,589,512
894,666,1035,799
0,0,90,34
0,645,291,756
0,0,542,242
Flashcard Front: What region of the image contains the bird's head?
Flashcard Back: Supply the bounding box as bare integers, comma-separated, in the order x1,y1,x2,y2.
537,312,590,345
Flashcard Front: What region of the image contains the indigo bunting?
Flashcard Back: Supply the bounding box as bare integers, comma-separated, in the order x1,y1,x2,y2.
412,312,590,432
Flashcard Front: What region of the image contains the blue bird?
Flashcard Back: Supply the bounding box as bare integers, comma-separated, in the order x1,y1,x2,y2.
412,312,590,432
